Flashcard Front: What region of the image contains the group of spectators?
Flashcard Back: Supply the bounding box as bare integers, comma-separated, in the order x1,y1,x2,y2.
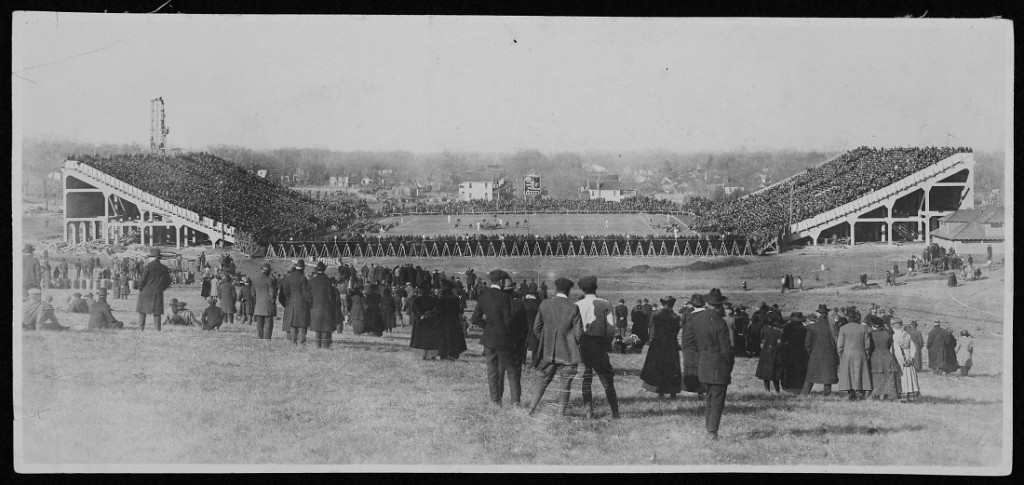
75,153,373,245
380,195,685,216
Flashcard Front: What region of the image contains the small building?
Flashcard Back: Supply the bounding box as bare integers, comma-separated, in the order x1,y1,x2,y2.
458,170,509,201
583,177,638,202
930,206,1004,256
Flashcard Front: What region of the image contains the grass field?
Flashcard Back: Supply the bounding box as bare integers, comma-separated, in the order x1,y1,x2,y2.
15,207,1011,471
379,213,698,237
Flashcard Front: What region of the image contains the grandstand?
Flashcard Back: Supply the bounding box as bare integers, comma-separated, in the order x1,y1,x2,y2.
61,152,365,251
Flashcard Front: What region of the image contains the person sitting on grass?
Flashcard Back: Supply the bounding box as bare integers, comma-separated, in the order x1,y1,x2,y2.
87,288,124,330
65,292,90,313
24,287,71,331
168,301,197,326
202,297,225,331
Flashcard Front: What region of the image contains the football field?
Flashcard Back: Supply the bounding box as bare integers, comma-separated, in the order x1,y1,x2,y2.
380,213,698,237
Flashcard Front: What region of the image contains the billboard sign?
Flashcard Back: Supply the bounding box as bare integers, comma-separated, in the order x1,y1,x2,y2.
524,171,541,197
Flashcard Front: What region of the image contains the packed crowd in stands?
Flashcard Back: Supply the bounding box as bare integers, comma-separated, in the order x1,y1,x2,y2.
77,147,969,246
74,153,373,245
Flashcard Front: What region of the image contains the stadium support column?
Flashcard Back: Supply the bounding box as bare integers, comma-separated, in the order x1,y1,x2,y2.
848,219,856,245
885,200,894,246
103,191,110,244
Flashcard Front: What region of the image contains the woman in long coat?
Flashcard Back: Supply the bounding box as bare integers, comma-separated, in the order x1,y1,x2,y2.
837,319,873,399
436,280,468,360
409,281,442,360
348,287,366,335
239,277,255,325
380,286,397,333
779,313,810,393
364,284,384,337
200,276,211,298
891,319,920,402
640,296,682,397
868,320,902,400
309,263,338,348
955,330,973,376
755,311,786,393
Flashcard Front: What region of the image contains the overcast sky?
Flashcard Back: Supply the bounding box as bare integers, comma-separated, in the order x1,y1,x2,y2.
12,14,1013,154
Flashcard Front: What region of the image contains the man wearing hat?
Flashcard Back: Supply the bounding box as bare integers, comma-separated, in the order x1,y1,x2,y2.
614,299,629,340
836,308,872,400
801,304,839,397
309,261,339,349
684,288,735,440
88,288,124,330
529,277,584,416
217,274,238,325
23,244,42,299
24,286,70,331
168,300,197,326
471,269,523,405
202,297,226,331
136,247,172,331
252,262,278,340
574,276,620,419
280,260,313,346
905,320,925,371
65,292,90,313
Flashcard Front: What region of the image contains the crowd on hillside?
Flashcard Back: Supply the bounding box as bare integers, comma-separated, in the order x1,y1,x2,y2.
74,153,373,245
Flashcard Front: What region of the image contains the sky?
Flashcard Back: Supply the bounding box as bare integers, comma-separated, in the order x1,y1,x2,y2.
12,14,1014,154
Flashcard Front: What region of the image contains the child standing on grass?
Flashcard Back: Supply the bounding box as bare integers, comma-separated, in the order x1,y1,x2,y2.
202,297,225,331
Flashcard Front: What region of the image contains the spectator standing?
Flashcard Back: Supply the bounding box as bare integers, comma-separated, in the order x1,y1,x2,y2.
136,248,172,332
528,277,583,416
280,260,312,346
836,314,873,400
688,288,735,441
574,276,619,419
252,263,278,340
892,319,921,402
309,261,338,349
955,330,974,376
640,296,682,398
471,269,523,406
23,244,42,298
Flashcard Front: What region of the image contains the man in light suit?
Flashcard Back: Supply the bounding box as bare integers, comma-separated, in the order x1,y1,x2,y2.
528,277,583,416
575,276,620,419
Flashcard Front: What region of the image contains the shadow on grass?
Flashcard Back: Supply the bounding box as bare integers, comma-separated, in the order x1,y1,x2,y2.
745,423,926,440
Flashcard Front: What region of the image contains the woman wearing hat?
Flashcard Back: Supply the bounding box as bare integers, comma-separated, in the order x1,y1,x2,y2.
364,284,384,337
955,330,974,376
380,286,397,333
868,318,902,400
640,296,682,398
755,310,787,393
348,286,366,335
891,319,920,402
779,312,810,393
436,279,468,360
410,279,442,359
218,274,237,325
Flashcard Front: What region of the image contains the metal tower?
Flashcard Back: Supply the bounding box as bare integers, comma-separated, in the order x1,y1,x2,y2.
150,97,170,152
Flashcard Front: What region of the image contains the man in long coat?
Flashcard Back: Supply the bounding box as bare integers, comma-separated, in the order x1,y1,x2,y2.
136,247,172,331
217,275,237,325
471,269,522,406
528,277,583,416
308,261,338,349
630,299,649,346
252,263,278,340
686,288,735,440
801,304,839,397
280,260,312,346
836,316,872,399
906,321,925,371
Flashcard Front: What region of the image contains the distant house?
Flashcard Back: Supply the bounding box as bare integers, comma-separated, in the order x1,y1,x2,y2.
930,206,1004,255
458,170,510,201
329,176,350,187
582,176,638,202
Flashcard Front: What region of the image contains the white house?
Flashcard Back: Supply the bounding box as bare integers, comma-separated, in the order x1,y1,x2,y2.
458,171,509,201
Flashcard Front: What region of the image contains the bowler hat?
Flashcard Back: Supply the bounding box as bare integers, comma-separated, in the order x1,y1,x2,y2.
659,295,677,308
578,276,598,293
315,261,327,272
97,288,108,297
554,277,574,293
687,294,705,307
294,259,305,269
909,320,918,327
488,269,509,283
501,277,517,291
705,288,728,305
817,304,829,314
149,247,161,258
788,312,806,323
890,318,904,326
73,292,82,298
261,262,272,271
